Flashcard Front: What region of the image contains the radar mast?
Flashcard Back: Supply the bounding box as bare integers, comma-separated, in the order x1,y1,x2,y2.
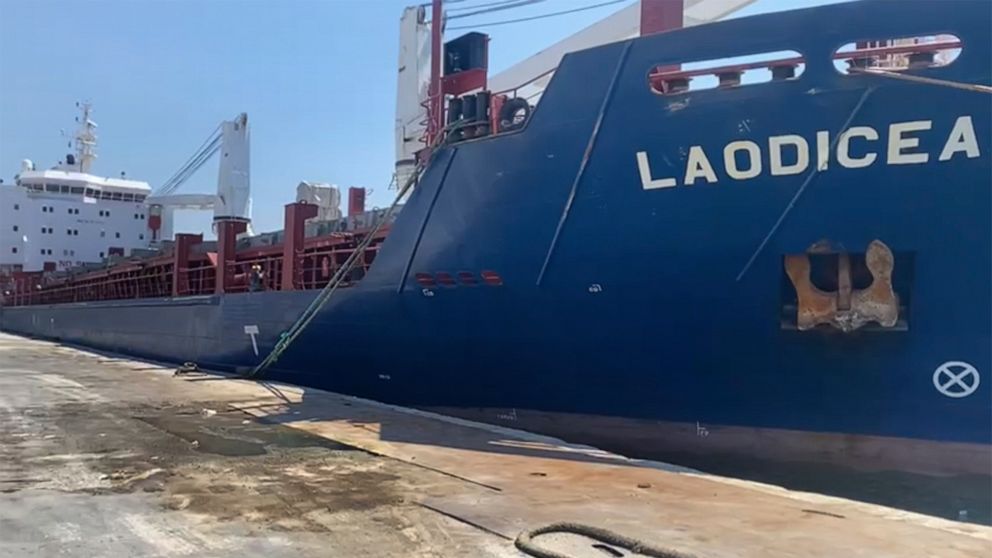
74,101,98,173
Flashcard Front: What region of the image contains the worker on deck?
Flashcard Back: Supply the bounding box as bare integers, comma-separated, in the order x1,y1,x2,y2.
249,264,265,292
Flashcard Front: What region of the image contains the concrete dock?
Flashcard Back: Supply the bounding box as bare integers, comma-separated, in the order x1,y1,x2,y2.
1,332,989,557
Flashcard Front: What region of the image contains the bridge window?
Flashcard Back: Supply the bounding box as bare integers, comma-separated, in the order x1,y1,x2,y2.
70,186,84,194
123,193,134,202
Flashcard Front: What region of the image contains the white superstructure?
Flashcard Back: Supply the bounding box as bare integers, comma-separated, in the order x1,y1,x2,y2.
1,103,152,273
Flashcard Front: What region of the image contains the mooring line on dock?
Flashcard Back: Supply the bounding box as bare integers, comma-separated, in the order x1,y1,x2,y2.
515,522,698,558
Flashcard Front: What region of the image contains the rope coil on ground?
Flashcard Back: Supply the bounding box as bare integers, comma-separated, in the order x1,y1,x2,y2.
515,523,698,558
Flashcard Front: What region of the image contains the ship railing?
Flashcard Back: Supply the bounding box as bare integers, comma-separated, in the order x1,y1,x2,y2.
298,239,383,291
231,237,384,293
217,228,387,294
181,258,216,296
18,261,176,305
425,63,559,151
491,66,557,103
4,226,392,305
649,38,962,94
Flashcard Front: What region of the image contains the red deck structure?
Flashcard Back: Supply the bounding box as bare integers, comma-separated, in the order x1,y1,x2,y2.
0,202,390,307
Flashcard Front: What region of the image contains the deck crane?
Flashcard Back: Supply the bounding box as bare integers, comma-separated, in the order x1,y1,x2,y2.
146,113,252,242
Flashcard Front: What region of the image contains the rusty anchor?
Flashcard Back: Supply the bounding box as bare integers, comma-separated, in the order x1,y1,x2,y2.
784,239,899,332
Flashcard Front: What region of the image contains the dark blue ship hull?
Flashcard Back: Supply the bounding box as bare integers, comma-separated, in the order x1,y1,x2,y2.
3,0,990,475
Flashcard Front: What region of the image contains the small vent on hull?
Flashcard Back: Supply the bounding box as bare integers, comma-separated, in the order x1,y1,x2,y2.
435,272,457,287
480,270,503,286
414,272,436,287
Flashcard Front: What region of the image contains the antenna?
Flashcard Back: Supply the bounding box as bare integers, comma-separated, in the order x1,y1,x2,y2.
73,101,98,173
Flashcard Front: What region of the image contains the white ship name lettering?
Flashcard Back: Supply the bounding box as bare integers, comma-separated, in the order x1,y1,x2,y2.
637,116,980,190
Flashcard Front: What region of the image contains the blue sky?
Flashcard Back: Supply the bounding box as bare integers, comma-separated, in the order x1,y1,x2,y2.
0,0,847,235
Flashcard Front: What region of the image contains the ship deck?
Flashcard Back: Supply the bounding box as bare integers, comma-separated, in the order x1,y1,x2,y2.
0,332,988,557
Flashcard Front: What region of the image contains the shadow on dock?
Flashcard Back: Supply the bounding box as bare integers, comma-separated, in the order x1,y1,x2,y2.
47,339,992,526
